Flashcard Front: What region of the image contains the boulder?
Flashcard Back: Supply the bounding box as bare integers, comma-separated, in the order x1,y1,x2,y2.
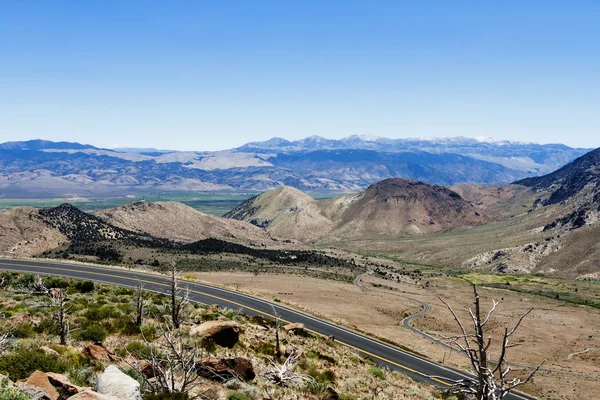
82,344,116,362
283,322,304,332
95,365,141,400
16,383,52,400
67,390,121,400
46,372,90,396
196,357,255,382
190,321,240,348
18,371,59,400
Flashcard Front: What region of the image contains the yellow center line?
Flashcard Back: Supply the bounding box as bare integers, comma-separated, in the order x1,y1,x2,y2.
0,262,450,386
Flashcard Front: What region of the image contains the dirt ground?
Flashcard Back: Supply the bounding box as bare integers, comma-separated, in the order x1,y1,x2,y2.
191,271,600,400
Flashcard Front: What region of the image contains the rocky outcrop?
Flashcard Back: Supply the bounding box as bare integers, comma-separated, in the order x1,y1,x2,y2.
196,357,255,382
283,323,304,333
46,372,89,397
190,320,240,348
16,384,52,400
82,344,117,362
95,365,141,400
17,371,59,400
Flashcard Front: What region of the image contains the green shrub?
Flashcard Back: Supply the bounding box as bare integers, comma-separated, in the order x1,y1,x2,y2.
125,342,155,360
72,280,95,293
12,323,35,338
226,392,252,400
33,318,56,334
0,377,30,400
306,366,336,384
43,276,69,289
15,273,36,288
83,305,118,321
67,366,97,387
254,343,276,356
368,366,386,380
306,350,336,364
200,338,217,354
74,325,108,342
0,348,68,380
139,325,158,341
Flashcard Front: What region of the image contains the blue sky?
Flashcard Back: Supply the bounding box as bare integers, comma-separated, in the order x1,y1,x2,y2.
0,1,598,150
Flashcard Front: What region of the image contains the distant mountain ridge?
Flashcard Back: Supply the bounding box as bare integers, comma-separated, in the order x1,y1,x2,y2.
0,137,592,197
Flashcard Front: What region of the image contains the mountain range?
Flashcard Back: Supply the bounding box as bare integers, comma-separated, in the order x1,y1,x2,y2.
225,147,600,278
0,136,591,197
1,145,599,278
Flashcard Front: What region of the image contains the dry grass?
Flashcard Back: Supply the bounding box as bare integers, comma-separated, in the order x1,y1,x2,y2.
192,271,600,400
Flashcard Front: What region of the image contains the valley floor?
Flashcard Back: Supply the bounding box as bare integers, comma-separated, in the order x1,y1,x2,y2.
189,271,600,400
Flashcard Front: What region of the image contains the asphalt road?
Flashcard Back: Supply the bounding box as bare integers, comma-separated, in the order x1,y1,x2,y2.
0,258,535,400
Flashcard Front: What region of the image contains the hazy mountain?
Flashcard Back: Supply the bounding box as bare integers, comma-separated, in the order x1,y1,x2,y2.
238,135,588,175
0,139,98,151
0,137,591,197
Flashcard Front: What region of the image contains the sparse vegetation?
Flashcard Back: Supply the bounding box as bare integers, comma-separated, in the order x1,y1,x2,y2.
0,273,439,399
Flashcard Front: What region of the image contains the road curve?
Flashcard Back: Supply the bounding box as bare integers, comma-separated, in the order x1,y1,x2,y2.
0,258,535,400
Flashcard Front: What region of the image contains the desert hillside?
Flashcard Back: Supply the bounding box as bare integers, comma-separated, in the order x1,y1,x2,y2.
0,207,67,257
224,186,333,241
327,178,487,237
226,178,488,241
460,147,600,277
96,201,279,248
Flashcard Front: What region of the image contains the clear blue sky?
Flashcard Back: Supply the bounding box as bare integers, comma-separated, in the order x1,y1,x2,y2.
0,1,598,150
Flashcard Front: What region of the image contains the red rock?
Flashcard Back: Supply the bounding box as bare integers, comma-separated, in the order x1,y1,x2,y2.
190,321,240,348
46,372,90,396
82,344,116,362
18,371,59,400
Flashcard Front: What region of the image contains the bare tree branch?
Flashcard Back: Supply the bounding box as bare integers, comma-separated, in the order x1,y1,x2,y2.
436,285,544,400
264,349,315,387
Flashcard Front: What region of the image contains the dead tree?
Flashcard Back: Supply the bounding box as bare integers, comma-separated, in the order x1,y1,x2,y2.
270,305,282,358
126,317,201,394
135,279,146,327
167,263,190,329
437,285,544,400
50,288,70,345
264,349,314,387
23,276,73,345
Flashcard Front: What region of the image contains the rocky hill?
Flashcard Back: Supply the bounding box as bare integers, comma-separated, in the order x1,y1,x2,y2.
226,178,487,241
0,207,67,257
461,148,600,277
95,201,279,248
224,186,333,240
517,147,600,231
0,137,591,197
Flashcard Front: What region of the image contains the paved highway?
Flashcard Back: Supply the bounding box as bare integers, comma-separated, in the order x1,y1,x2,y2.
0,258,535,400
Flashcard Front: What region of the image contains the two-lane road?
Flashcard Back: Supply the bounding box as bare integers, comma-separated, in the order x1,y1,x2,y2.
0,258,535,400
